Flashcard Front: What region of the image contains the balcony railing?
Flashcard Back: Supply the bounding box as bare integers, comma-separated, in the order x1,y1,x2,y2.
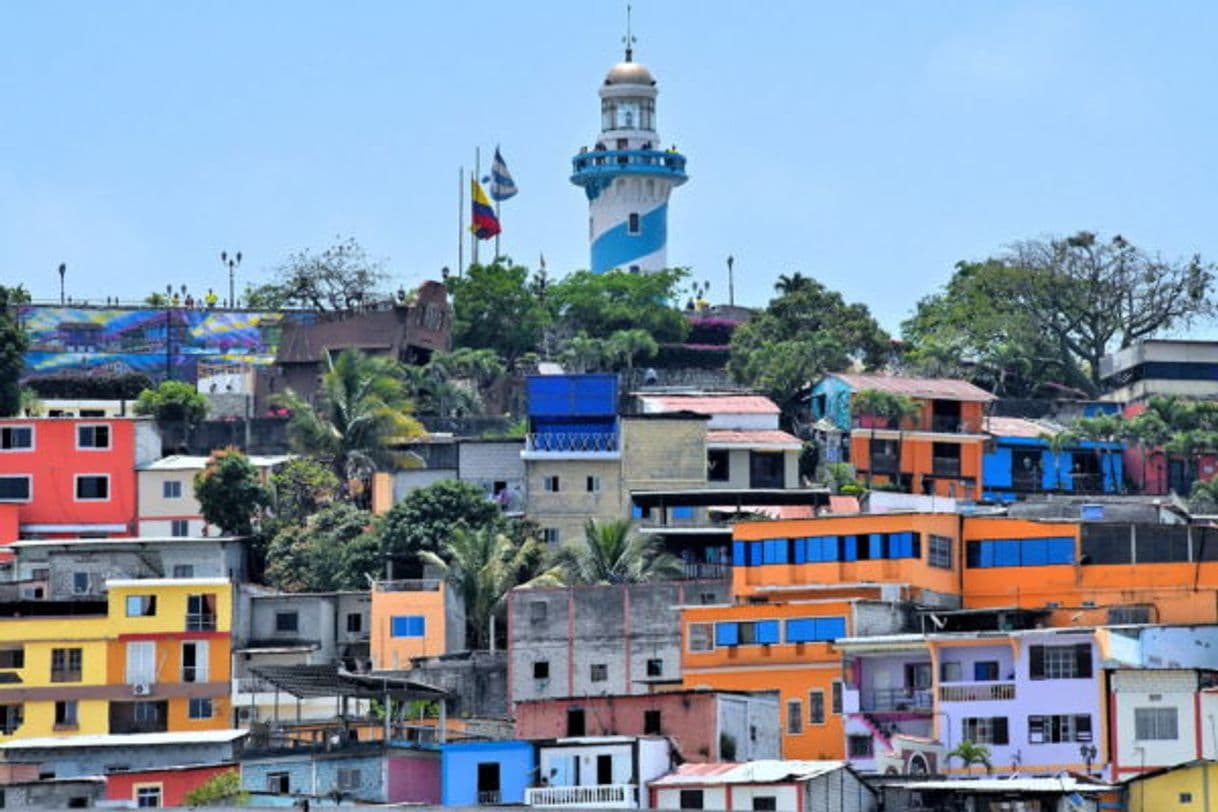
852,415,983,434
478,791,502,805
931,458,962,478
861,687,933,713
870,453,899,474
374,579,442,593
525,432,619,454
185,613,216,632
682,562,730,580
526,784,637,808
939,682,1016,702
571,148,687,181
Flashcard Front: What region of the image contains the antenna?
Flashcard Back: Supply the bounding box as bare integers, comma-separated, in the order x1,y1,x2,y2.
622,4,636,61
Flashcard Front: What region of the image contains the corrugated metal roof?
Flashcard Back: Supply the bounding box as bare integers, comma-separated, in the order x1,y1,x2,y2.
0,729,248,750
651,760,848,786
984,416,1064,439
138,454,294,471
833,374,996,402
641,395,781,415
891,777,1114,793
706,429,802,447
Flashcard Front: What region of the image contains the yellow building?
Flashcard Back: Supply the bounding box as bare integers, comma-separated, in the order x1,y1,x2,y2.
0,577,232,741
1124,759,1218,811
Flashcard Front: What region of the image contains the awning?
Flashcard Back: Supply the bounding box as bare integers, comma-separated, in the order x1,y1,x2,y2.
248,663,449,701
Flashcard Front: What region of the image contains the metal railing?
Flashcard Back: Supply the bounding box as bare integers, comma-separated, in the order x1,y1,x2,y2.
572,148,687,178
373,579,442,592
852,415,984,434
939,682,1016,702
525,432,619,453
526,784,637,808
870,453,899,474
478,790,502,805
931,458,962,478
861,687,933,712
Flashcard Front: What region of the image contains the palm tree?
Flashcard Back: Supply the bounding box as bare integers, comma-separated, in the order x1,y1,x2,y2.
274,348,424,484
849,389,918,491
1039,428,1077,492
559,333,606,374
555,518,684,585
948,740,992,775
1071,413,1127,494
605,329,658,372
774,273,814,295
420,526,562,650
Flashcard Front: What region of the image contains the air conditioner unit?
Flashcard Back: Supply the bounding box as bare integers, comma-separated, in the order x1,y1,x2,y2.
132,683,152,696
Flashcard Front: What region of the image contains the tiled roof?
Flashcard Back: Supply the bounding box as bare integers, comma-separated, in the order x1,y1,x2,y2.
833,374,996,402
706,429,802,447
640,395,781,415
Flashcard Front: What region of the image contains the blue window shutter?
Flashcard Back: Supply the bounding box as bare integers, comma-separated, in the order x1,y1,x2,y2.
715,623,739,646
391,616,409,637
409,616,426,636
869,534,884,559
793,538,806,565
786,618,815,643
749,542,763,567
673,506,694,520
631,505,643,519
733,541,747,567
1022,538,1047,566
994,540,1020,567
756,620,780,644
815,617,846,641
844,535,858,561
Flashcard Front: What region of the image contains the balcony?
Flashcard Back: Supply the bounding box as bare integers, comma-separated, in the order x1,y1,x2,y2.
939,682,1016,702
526,784,638,809
524,432,620,459
186,613,216,632
861,687,933,713
570,148,688,184
852,415,983,434
931,457,962,478
870,453,900,475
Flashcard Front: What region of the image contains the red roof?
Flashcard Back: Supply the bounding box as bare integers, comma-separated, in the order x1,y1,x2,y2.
833,373,996,402
641,395,781,415
706,429,802,447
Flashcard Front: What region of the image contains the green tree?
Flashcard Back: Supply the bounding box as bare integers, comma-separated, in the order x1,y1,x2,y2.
194,447,271,536
1071,413,1129,493
265,502,378,592
1039,429,1079,492
554,518,683,585
133,380,209,425
183,769,248,806
0,286,29,417
247,236,388,311
275,348,423,482
268,457,342,525
401,348,506,417
729,277,889,417
376,480,501,577
447,262,550,361
604,328,659,371
421,526,562,649
558,332,607,374
1129,408,1172,492
849,389,920,491
948,740,992,775
548,268,690,343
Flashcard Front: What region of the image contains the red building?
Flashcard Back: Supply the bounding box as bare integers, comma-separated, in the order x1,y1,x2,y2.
105,762,236,808
0,417,160,545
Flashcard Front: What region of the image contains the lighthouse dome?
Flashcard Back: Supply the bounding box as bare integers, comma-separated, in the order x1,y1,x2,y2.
604,60,655,87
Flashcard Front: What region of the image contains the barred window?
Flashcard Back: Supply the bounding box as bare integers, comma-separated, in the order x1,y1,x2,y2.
1135,707,1179,741
928,535,953,569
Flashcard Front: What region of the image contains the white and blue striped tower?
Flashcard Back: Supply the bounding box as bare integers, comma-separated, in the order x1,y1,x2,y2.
570,32,688,274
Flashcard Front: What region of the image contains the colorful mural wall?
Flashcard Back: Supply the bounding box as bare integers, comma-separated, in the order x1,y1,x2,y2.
19,305,315,384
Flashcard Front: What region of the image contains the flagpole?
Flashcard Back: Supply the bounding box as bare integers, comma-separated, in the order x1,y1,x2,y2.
494,143,501,261
471,148,481,267
458,166,465,277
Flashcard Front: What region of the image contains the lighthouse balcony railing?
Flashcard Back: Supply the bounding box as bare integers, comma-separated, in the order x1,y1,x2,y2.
571,149,687,179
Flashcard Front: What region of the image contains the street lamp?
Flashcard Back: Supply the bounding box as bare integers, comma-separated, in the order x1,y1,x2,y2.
221,251,242,308
57,263,66,305
1079,743,1097,776
726,255,735,307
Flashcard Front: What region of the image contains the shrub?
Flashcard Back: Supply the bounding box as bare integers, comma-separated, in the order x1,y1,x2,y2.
27,372,152,400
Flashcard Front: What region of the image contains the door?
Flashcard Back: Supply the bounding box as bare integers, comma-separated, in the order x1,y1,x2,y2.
476,762,501,803
597,754,613,785
125,641,156,685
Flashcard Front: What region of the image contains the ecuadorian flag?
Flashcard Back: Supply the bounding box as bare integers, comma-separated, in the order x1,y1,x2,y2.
470,177,501,240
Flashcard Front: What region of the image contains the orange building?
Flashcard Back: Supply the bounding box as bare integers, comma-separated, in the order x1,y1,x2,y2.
0,417,160,544
370,579,465,670
809,374,995,499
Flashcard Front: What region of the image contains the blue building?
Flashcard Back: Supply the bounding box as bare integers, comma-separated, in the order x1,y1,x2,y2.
570,32,688,274
982,416,1125,500
440,740,536,806
524,373,620,455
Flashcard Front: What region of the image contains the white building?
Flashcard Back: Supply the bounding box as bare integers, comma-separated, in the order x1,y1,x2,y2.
526,735,674,809
136,454,292,537
650,760,877,812
1108,668,1218,781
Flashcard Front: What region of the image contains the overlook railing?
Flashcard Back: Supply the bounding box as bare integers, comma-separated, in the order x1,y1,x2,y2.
525,432,619,454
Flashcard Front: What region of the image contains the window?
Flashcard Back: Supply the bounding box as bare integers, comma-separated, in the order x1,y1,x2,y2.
126,641,156,685
50,648,82,683
646,658,663,677
749,450,785,488
1181,793,1194,803
1135,707,1179,740
0,427,32,450
187,698,213,720
172,564,194,579
170,519,189,538
962,716,1009,745
0,649,23,670
181,641,208,683
787,699,803,734
346,613,363,633
0,476,30,502
126,595,156,617
72,572,89,594
628,212,641,234
784,616,847,643
590,663,608,682
848,734,874,757
75,474,109,500
533,661,550,680
542,528,560,546
940,661,962,682
973,661,999,681
274,611,298,633
832,681,843,715
529,602,548,624
586,475,601,493
929,535,953,569
543,475,560,492
267,772,290,794
809,690,825,724
135,785,162,808
1028,714,1092,744
390,616,426,637
644,709,662,734
54,700,78,728
688,624,714,652
1029,644,1092,680
679,789,704,810
186,594,217,631
967,537,1074,567
707,449,730,482
567,708,585,735
752,798,777,811
162,480,182,499
77,424,111,449
0,704,22,734
337,768,361,790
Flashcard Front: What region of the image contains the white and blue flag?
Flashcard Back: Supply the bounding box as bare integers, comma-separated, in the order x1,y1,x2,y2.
488,146,518,202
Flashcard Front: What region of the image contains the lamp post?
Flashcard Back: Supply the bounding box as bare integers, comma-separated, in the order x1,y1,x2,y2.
57,263,66,305
1079,743,1097,776
221,251,242,308
726,255,735,307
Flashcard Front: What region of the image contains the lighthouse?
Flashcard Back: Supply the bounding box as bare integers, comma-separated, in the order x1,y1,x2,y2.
570,31,688,274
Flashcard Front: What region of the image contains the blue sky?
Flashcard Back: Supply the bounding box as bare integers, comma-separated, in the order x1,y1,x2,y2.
2,1,1216,332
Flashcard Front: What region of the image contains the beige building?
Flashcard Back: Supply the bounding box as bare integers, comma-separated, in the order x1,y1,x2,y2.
136,454,292,537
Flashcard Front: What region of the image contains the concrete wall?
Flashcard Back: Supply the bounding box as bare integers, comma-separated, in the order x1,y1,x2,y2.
247,594,337,657
508,581,730,705
620,417,707,490
23,541,244,600
26,740,241,778
408,651,509,719
526,458,623,547
137,469,204,521
459,441,525,485
717,692,782,762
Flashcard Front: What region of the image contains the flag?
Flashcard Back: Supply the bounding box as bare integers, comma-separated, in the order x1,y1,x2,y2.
488,147,518,201
470,177,501,240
